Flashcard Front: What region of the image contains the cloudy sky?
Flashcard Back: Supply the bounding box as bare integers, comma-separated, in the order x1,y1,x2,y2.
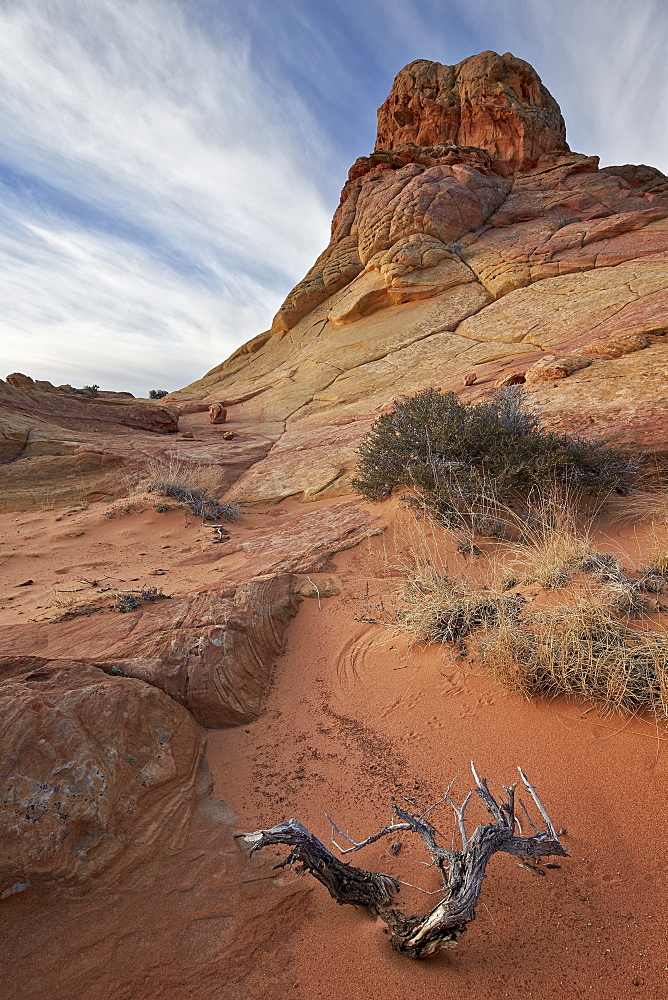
1,0,666,396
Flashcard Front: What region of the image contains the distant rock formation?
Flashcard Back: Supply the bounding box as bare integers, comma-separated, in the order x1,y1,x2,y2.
168,50,668,504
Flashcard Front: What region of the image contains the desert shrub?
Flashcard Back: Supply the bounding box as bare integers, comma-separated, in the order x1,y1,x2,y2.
472,599,668,716
112,588,168,613
644,552,668,580
147,457,240,523
82,384,100,397
149,389,169,399
159,484,240,522
351,388,636,525
113,593,142,613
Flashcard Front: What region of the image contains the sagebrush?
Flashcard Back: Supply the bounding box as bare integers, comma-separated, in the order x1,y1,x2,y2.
351,388,636,529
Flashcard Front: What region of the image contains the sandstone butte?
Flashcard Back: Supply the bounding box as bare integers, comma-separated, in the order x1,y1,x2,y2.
1,51,668,1000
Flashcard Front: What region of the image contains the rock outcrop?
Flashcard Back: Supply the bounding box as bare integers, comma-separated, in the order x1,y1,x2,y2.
166,50,668,504
0,375,179,436
0,500,385,726
0,375,280,511
0,578,300,728
375,53,569,174
0,660,203,895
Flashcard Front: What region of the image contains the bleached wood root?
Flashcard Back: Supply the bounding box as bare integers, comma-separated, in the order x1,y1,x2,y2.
242,763,568,959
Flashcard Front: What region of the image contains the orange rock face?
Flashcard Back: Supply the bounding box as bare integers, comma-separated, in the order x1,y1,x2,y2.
376,52,569,174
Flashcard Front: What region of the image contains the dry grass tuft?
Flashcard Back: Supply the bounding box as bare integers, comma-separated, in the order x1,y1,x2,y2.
644,543,668,581
614,484,668,524
146,456,223,497
382,487,668,716
146,456,239,522
396,572,524,646
472,597,668,717
505,492,598,588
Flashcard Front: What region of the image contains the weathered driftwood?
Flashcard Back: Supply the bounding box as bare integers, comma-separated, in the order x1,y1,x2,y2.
243,763,568,959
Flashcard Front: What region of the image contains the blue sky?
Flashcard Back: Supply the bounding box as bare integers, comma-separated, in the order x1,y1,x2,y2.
0,0,666,396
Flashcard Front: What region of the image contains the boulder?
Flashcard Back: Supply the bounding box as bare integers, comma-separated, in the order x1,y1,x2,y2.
0,661,203,895
208,402,228,424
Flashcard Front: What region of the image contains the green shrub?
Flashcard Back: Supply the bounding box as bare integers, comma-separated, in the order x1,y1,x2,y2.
351,388,636,524
149,389,169,399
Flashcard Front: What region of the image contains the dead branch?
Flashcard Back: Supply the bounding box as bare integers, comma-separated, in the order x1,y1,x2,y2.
242,819,400,910
243,763,568,959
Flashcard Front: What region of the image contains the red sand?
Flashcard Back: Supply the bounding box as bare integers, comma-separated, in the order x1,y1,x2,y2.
1,495,667,999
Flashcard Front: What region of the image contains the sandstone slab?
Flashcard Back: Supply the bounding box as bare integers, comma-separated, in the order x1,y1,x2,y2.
0,577,301,729
195,500,387,573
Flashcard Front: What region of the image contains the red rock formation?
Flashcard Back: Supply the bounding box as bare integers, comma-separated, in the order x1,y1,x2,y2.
168,51,668,501
376,52,569,174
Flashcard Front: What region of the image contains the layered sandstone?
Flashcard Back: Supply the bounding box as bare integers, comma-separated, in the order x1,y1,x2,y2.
0,660,203,893
0,579,300,728
164,51,668,505
0,502,384,726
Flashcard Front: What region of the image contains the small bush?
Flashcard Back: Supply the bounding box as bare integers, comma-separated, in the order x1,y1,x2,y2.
351,389,636,526
147,457,240,523
149,389,169,399
82,384,100,397
113,593,142,613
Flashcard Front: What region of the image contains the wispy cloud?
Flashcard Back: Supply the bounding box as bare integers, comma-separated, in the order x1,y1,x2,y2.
0,0,334,394
456,0,668,171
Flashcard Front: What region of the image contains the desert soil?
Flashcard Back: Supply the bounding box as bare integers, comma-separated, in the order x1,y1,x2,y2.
1,492,666,1000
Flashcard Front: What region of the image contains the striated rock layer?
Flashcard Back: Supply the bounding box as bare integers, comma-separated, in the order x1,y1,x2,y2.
0,660,203,894
167,50,668,504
